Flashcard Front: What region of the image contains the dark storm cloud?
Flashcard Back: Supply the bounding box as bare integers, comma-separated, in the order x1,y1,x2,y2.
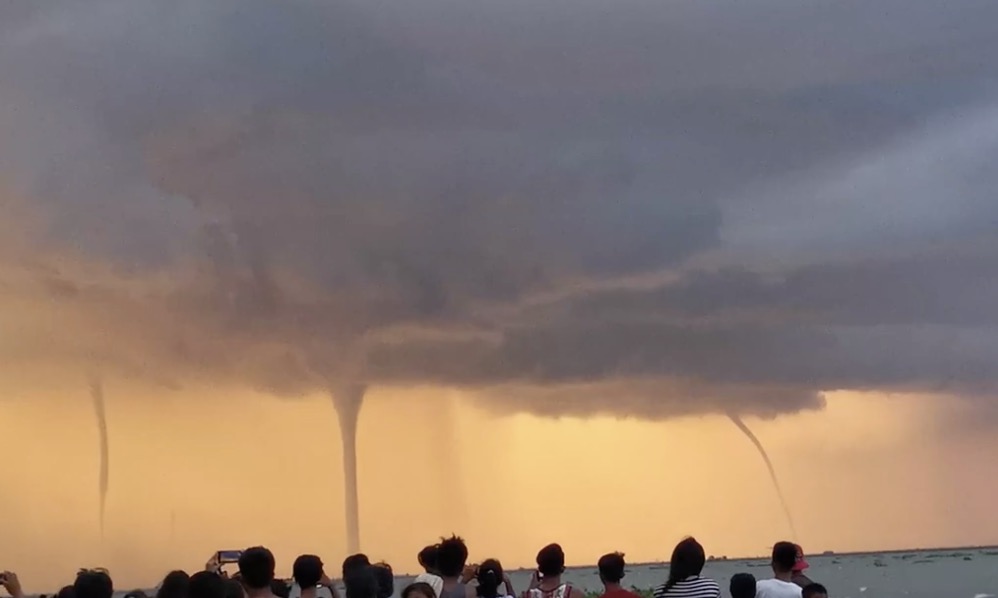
367,314,998,395
2,0,998,418
563,246,998,329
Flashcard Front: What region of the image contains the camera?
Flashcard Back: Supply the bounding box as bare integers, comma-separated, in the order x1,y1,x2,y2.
216,551,244,565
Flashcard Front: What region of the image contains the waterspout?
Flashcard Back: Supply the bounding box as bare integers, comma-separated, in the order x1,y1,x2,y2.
89,376,110,539
330,383,367,554
727,412,797,539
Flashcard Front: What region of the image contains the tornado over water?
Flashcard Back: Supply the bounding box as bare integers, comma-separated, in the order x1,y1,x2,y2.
89,376,110,538
330,383,367,554
727,413,797,539
435,396,468,530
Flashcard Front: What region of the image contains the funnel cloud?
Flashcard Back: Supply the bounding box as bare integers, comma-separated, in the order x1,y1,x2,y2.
727,414,796,539
330,383,367,553
90,376,110,538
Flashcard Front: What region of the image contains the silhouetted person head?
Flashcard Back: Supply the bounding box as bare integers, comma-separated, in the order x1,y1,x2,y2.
293,555,325,588
436,536,469,579
401,583,436,598
536,544,565,578
190,572,227,598
372,563,394,598
664,537,706,592
728,574,755,598
157,571,190,598
802,583,828,598
57,586,77,598
124,591,149,598
343,555,371,579
225,579,246,598
418,546,440,575
238,547,277,592
475,560,504,598
771,542,798,577
344,567,378,598
597,553,626,586
74,569,114,598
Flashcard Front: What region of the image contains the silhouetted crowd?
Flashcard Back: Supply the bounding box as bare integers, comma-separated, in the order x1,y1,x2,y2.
0,536,828,598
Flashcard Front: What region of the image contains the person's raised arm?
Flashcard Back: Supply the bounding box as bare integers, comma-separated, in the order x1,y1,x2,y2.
527,571,541,592
461,565,479,585
1,571,25,598
206,554,221,573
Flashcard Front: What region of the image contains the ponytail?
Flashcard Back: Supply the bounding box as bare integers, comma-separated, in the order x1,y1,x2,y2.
475,560,504,598
476,570,499,598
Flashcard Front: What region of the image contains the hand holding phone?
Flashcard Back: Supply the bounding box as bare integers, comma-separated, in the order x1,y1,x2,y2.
1,571,23,598
216,551,244,565
528,570,541,591
206,554,221,573
208,550,243,574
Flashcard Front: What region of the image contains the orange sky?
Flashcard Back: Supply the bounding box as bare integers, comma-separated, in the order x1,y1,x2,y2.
2,379,996,592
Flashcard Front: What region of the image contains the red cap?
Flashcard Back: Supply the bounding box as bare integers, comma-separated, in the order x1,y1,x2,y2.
792,545,809,572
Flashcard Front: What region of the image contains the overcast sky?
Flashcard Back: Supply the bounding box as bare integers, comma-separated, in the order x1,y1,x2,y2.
3,0,998,420
1,0,998,585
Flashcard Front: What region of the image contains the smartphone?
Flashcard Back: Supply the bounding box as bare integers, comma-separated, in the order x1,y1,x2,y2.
216,550,244,565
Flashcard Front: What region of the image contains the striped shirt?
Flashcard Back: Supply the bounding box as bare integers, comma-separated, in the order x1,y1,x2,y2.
652,576,721,598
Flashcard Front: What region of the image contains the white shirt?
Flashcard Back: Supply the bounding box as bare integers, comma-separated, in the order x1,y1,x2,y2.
755,579,802,598
414,574,445,598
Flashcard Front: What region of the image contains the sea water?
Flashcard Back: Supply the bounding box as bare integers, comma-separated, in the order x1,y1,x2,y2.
400,548,998,598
